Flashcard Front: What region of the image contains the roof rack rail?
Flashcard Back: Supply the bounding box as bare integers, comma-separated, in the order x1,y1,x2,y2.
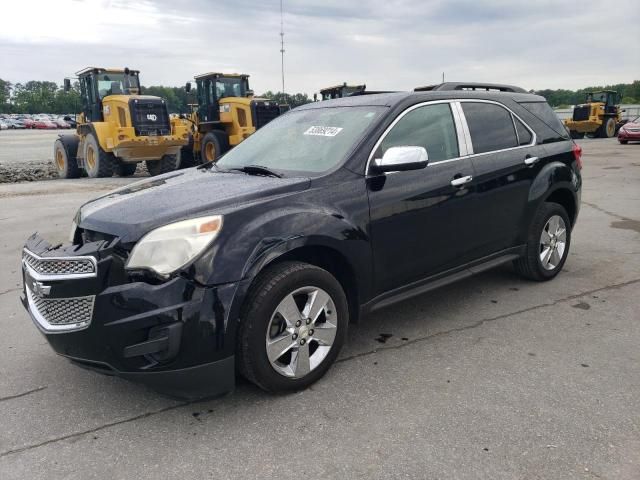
414,82,527,93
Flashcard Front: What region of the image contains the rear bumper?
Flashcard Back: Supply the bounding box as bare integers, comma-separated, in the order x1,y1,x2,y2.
21,234,239,399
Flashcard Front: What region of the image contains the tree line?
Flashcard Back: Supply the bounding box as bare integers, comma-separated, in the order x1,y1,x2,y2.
1,77,638,113
0,78,313,114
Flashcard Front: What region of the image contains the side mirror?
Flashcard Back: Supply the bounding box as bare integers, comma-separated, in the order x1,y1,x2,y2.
372,146,429,173
246,89,254,97
63,78,71,93
185,82,191,93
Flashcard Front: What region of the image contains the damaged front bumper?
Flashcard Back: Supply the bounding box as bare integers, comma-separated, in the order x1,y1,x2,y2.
20,233,239,399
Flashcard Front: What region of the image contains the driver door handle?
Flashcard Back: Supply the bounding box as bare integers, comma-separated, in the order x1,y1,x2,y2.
450,175,473,187
524,156,539,166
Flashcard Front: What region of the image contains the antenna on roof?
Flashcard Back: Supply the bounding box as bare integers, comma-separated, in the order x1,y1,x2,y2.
280,0,285,95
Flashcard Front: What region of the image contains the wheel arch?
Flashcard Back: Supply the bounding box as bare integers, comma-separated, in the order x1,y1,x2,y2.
544,187,578,227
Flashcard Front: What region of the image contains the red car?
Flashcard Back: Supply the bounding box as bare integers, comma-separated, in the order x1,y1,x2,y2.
32,119,57,129
23,118,36,128
618,116,640,144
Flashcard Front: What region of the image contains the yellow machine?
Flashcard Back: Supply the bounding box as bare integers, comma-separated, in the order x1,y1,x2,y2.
54,67,189,178
564,90,623,139
180,73,281,166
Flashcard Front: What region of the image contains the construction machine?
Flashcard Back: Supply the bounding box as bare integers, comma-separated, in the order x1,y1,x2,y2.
179,72,281,166
564,90,624,139
318,83,367,100
54,67,189,178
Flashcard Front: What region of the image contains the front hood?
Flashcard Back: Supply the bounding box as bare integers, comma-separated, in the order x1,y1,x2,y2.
622,122,639,129
78,168,310,243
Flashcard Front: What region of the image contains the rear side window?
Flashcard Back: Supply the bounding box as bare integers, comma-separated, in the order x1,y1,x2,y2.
380,103,459,163
518,101,569,140
514,117,532,145
461,102,518,154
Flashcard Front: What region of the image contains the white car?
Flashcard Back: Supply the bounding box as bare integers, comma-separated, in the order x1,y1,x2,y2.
0,121,9,130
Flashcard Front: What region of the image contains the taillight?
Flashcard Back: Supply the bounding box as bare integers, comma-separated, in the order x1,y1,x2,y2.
572,143,583,170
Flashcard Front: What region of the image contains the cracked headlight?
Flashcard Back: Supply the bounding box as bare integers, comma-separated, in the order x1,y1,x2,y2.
126,215,223,277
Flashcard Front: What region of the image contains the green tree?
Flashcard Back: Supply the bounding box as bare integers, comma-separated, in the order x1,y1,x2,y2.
0,78,12,113
260,91,312,108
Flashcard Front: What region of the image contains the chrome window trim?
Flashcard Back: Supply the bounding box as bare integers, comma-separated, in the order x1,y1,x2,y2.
22,248,98,281
365,98,537,175
456,99,537,158
25,286,94,333
365,100,463,175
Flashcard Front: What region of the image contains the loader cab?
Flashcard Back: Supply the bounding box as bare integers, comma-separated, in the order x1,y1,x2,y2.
192,73,250,123
320,83,366,100
72,67,141,122
585,90,617,106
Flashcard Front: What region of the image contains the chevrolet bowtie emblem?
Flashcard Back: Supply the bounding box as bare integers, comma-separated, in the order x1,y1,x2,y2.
32,281,51,297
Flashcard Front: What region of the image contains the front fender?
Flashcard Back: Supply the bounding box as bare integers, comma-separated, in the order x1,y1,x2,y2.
192,206,371,288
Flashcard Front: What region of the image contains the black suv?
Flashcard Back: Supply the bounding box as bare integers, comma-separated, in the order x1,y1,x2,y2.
21,83,582,398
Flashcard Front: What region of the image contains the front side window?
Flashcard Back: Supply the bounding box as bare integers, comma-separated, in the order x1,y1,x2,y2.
217,106,385,175
379,103,459,163
95,72,140,99
462,102,518,154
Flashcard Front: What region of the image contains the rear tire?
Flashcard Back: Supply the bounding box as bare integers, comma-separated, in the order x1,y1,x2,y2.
84,133,114,178
237,261,348,393
513,202,571,281
599,117,616,138
146,154,179,176
53,138,81,179
115,162,137,177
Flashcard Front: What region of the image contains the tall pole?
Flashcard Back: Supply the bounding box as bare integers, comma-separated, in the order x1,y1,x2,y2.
280,0,285,95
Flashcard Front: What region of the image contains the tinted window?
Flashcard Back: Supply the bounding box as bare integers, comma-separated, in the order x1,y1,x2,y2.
514,116,532,145
380,103,459,162
462,102,518,154
518,102,569,140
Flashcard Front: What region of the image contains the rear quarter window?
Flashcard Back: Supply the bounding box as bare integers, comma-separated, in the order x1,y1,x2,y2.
518,101,569,142
461,102,518,154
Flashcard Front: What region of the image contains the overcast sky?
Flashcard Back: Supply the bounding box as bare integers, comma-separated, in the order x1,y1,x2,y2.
1,0,638,95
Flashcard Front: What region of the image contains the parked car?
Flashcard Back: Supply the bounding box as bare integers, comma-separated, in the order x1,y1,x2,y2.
618,116,640,144
54,118,70,129
22,118,36,129
0,121,8,130
62,115,77,128
21,83,582,398
7,119,26,129
32,119,57,129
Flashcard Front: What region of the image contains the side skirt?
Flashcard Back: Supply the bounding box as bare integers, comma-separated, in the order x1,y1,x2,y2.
362,246,525,315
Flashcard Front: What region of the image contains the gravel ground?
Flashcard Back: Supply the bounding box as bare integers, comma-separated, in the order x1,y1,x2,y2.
0,138,638,479
0,129,148,183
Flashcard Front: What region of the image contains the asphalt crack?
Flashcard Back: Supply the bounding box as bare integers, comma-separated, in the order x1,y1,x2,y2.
0,402,188,458
0,287,21,297
337,277,640,364
2,277,639,459
0,386,47,403
582,201,636,222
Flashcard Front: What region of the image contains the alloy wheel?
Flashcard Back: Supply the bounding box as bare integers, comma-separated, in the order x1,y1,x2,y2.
539,215,567,270
265,286,338,378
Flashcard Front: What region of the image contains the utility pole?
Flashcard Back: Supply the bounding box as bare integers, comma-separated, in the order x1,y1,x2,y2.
442,72,445,83
280,0,285,95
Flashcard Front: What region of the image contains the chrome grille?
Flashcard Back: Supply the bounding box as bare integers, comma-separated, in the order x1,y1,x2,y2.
26,287,94,331
22,249,96,279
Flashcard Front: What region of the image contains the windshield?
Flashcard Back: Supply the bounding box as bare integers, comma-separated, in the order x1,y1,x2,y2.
586,92,608,103
96,72,140,99
215,77,247,98
216,106,385,175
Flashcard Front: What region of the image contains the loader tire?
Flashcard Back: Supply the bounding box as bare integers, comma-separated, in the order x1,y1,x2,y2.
54,136,81,179
84,133,114,178
146,154,180,176
599,117,615,138
116,162,138,177
200,131,227,163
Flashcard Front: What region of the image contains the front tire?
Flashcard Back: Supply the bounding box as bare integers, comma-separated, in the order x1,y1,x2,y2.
570,130,585,139
599,117,615,138
238,261,349,393
84,133,114,178
619,139,628,144
200,131,225,163
514,202,571,281
146,154,179,176
53,138,81,179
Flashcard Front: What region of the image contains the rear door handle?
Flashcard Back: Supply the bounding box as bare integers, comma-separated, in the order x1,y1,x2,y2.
524,156,539,166
450,175,473,187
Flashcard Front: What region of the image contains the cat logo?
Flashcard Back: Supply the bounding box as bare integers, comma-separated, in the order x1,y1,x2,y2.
146,114,157,121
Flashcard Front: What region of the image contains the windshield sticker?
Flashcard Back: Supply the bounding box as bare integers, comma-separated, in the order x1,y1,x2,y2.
304,126,343,137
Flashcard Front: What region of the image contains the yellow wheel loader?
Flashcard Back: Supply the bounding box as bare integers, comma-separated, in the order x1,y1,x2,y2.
54,67,189,179
564,90,624,139
179,73,282,167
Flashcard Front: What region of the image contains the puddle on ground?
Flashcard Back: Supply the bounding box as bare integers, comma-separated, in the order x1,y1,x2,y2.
611,219,640,233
